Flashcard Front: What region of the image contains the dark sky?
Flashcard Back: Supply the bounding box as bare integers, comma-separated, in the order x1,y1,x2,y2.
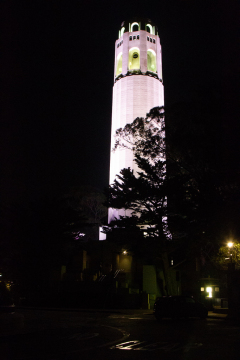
1,0,239,206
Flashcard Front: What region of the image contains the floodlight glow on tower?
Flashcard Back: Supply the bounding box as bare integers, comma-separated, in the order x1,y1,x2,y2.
109,18,164,223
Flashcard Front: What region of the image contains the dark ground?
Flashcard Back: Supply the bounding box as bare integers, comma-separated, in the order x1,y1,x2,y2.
0,308,239,360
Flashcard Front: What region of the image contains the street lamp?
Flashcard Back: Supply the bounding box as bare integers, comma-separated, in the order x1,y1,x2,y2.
226,241,236,319
227,242,234,263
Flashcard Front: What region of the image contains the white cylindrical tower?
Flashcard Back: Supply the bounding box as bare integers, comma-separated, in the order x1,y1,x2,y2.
109,18,164,223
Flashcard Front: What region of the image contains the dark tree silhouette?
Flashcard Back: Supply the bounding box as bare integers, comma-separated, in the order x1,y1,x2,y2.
106,101,240,290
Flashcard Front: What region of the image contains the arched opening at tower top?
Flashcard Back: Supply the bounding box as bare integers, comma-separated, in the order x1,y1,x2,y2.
116,53,123,76
120,27,125,37
146,23,154,35
131,22,139,32
147,50,157,73
128,47,140,70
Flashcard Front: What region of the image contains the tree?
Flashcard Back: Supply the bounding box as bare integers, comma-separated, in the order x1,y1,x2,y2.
106,100,240,291
107,106,194,240
106,107,179,294
107,157,169,238
65,186,107,226
165,98,240,263
213,242,240,270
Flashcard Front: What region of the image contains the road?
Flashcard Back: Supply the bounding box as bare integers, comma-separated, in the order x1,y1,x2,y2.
0,308,239,359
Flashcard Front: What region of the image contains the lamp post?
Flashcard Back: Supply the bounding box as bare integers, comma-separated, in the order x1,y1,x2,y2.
227,241,235,320
227,241,234,265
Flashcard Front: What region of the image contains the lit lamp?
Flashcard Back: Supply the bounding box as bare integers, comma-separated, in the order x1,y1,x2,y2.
206,287,212,298
227,242,234,263
227,241,235,318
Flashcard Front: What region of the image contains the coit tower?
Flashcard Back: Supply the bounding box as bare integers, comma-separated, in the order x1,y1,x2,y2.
109,18,164,223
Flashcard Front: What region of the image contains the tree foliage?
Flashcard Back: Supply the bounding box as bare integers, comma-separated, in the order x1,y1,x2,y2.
165,99,240,258
106,107,177,294
107,99,240,271
107,107,172,239
213,242,240,270
62,186,107,241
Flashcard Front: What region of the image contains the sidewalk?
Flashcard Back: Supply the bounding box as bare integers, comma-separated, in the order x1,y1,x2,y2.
208,310,227,319
212,306,228,314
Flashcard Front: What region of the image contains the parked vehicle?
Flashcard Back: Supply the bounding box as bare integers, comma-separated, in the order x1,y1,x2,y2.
154,296,208,321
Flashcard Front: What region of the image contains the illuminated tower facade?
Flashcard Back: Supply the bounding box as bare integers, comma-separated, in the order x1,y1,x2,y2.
109,18,164,223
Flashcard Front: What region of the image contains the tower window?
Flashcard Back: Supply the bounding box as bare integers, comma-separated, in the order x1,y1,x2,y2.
146,23,153,34
147,49,157,73
153,39,155,44
120,27,125,37
150,38,152,43
117,44,119,48
147,36,149,41
132,24,138,32
129,36,132,41
128,47,140,70
133,36,136,40
137,35,140,40
116,52,123,76
131,22,139,32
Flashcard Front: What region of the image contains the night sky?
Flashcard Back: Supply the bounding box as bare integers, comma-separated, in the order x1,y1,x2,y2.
1,0,239,206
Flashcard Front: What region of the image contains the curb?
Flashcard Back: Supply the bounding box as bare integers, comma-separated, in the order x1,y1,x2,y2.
208,311,227,319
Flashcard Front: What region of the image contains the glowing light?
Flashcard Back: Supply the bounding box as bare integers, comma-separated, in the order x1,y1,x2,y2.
6,283,11,290
99,227,106,241
128,47,140,70
147,49,157,73
206,287,212,298
227,242,234,248
123,250,127,255
201,287,204,291
116,52,123,76
113,340,144,350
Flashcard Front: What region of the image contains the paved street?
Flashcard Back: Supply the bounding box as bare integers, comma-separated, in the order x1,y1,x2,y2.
0,308,239,359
